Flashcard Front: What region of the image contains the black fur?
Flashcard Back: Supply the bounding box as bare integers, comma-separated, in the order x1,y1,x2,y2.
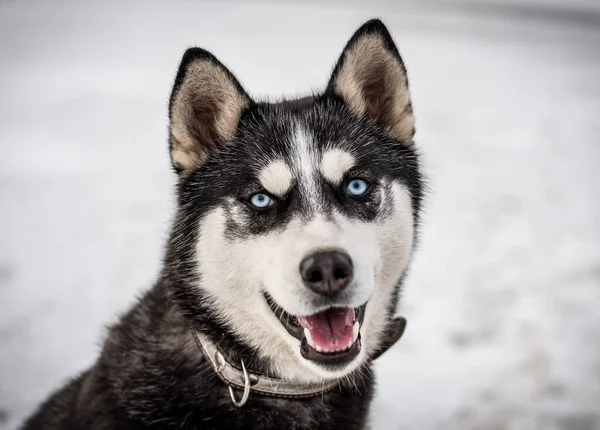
21,19,423,430
22,282,374,430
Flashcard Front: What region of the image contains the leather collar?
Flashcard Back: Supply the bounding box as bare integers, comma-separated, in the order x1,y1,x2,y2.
194,317,406,406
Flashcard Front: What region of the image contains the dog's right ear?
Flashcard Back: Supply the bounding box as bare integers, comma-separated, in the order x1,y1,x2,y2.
168,48,251,174
326,20,415,144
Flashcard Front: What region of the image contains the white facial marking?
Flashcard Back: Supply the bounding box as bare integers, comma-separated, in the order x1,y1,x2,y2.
320,149,355,184
258,160,293,196
293,125,319,209
361,182,415,355
226,197,247,227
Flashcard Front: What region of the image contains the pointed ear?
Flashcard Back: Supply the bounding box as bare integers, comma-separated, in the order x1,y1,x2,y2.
326,19,415,144
168,48,251,174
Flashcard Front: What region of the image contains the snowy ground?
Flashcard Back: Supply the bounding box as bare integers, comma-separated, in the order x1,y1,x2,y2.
1,1,599,429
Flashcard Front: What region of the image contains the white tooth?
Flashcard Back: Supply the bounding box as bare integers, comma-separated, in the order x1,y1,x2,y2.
346,339,353,349
315,344,323,353
352,322,360,342
304,328,315,348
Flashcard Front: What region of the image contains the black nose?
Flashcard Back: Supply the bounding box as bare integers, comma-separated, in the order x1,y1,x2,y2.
299,251,353,296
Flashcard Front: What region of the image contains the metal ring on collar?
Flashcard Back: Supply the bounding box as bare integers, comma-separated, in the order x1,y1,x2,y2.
228,359,250,407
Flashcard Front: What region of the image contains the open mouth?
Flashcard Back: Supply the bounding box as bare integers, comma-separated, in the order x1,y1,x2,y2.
264,293,366,366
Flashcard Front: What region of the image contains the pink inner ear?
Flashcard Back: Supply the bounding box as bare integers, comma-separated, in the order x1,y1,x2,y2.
190,99,222,152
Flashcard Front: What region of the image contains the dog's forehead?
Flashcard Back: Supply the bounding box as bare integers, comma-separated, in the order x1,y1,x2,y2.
254,121,356,197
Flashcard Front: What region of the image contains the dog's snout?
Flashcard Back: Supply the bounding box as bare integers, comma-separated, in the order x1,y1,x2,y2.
299,251,353,296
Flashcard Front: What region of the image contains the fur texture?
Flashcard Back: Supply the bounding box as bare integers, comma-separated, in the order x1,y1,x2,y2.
21,19,424,430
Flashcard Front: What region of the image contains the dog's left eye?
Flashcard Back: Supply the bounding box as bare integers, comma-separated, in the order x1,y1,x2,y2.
345,179,370,197
249,193,275,209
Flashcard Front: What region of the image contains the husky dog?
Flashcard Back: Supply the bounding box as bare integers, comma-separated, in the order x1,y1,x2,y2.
22,19,423,430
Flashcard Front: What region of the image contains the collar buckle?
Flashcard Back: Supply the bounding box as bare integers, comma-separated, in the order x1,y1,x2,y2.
228,358,251,407
193,316,406,407
194,332,338,406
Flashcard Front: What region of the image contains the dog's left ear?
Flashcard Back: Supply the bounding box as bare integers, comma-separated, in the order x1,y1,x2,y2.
326,19,415,144
168,48,252,174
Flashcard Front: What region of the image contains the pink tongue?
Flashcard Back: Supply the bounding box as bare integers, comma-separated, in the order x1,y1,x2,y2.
297,307,355,351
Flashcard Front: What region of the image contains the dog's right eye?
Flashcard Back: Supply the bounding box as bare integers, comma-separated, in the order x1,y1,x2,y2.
248,193,275,210
345,179,370,197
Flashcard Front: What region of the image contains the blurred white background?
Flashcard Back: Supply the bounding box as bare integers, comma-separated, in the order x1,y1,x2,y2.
1,1,599,429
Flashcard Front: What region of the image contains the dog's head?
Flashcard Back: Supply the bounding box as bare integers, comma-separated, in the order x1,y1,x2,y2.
167,20,423,382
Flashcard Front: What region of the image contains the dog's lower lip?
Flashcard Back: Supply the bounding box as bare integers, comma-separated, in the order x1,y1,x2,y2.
300,334,362,364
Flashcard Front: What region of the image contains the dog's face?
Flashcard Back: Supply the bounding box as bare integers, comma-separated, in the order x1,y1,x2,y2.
168,20,422,382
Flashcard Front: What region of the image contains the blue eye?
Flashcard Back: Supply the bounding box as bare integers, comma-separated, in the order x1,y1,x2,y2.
249,193,274,209
346,179,369,197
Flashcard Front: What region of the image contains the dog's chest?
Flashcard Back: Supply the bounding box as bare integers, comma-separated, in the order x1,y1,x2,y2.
178,394,371,430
